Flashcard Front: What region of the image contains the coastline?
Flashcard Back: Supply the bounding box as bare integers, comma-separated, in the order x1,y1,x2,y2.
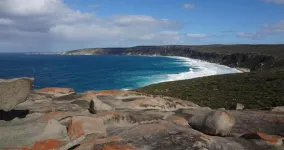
61,45,284,72
127,55,247,74
160,55,241,81
124,55,243,90
54,53,243,90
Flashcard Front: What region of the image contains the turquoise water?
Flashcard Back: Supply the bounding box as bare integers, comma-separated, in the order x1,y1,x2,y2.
0,54,239,92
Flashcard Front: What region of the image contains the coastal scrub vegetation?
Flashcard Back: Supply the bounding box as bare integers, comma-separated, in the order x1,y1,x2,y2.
135,67,284,109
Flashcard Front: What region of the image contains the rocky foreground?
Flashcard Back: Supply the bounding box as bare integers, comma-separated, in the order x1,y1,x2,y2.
1,78,284,150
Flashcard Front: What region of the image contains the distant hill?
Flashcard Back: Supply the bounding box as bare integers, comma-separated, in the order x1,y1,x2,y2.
63,45,284,71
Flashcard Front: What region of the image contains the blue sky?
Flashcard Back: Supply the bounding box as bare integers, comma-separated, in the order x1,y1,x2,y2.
0,0,283,52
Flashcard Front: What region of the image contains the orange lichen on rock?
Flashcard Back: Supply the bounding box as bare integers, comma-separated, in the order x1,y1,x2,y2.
79,90,127,100
101,143,137,150
95,90,125,95
241,132,283,146
221,111,233,121
67,119,85,141
257,132,282,144
37,87,74,94
21,139,66,150
67,116,107,143
78,91,97,101
167,115,189,126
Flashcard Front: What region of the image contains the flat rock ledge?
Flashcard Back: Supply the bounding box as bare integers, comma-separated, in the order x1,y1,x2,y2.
0,85,284,150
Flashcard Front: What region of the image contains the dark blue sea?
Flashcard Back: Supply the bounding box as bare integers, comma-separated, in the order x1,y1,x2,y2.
0,53,240,92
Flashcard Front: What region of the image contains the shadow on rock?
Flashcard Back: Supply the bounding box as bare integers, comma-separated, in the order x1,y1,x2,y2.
0,109,29,121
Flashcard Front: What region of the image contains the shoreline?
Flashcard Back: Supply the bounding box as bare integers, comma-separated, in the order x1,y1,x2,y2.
159,55,241,81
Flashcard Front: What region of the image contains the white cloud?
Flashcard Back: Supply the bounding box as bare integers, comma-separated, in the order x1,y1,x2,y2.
183,4,196,9
113,15,162,26
263,0,284,4
0,0,210,51
0,0,67,16
49,14,180,41
186,33,210,38
50,24,121,40
237,20,284,39
236,32,257,37
263,20,284,33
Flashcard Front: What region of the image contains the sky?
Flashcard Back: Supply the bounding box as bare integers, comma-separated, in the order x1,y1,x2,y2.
0,0,284,52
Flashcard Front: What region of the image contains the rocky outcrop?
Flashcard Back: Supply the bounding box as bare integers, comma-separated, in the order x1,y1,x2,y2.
1,87,284,149
19,139,67,150
241,132,283,146
101,143,137,150
0,77,34,111
92,99,114,111
165,115,189,126
188,110,235,136
236,103,245,110
36,87,75,97
67,116,107,141
0,118,69,148
78,90,199,112
271,106,284,113
62,45,284,71
75,136,122,150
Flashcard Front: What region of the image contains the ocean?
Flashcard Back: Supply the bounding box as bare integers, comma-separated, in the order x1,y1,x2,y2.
0,54,240,92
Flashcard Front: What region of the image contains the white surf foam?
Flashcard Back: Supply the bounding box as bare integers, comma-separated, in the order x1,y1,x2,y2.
162,56,241,82
121,55,241,90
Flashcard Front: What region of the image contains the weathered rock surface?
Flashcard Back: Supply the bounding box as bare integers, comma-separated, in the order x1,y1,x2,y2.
166,115,189,126
92,99,114,111
36,87,75,97
74,136,122,150
236,103,245,110
188,110,235,136
0,77,34,111
272,106,284,113
1,88,284,150
18,139,67,150
0,118,69,148
67,116,107,141
241,132,283,146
